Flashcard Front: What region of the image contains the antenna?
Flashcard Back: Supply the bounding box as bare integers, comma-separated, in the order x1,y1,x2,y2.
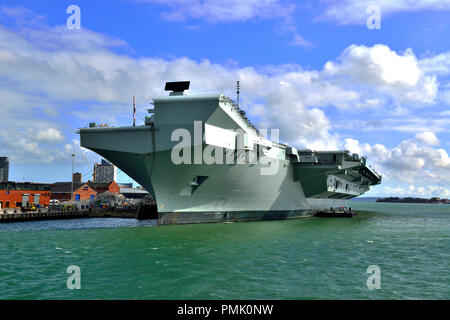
133,95,136,127
236,80,240,107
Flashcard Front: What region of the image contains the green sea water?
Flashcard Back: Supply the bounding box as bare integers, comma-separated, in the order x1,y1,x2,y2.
0,202,449,299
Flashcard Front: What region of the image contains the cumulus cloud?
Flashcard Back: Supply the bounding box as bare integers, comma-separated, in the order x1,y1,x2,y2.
0,128,67,164
0,19,338,162
344,138,372,155
345,134,450,195
320,0,450,25
32,128,64,143
415,131,440,146
322,44,438,106
0,23,447,158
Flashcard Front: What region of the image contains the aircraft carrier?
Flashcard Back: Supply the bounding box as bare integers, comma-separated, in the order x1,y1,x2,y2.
79,81,381,225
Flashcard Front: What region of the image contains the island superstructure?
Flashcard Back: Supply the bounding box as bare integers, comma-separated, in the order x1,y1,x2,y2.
79,81,381,224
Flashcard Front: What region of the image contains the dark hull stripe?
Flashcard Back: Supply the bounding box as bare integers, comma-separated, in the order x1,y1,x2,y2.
158,210,313,225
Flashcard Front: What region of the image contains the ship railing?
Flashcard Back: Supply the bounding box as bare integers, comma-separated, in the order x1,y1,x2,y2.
222,96,261,135
366,165,382,180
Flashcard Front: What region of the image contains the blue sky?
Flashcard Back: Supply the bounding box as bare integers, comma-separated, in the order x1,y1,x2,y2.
0,0,449,197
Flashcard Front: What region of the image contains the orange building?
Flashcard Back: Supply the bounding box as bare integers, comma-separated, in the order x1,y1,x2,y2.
0,182,51,208
72,181,119,201
72,183,96,201
89,181,119,194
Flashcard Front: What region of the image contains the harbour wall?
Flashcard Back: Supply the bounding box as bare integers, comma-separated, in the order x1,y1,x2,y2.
158,210,313,225
0,210,89,222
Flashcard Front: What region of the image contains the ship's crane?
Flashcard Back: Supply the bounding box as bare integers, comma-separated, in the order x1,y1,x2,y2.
78,149,95,181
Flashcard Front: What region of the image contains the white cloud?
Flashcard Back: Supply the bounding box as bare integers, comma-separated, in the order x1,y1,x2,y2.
382,185,450,198
0,19,337,162
289,33,312,47
322,44,438,106
0,5,46,27
0,129,67,164
344,138,371,155
357,117,450,134
33,128,64,143
324,46,421,87
415,131,440,146
346,135,450,191
320,0,450,25
137,0,294,23
0,22,447,160
419,51,450,76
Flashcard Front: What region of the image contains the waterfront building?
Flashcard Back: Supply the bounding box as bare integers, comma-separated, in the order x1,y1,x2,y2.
72,183,96,201
0,181,51,208
93,159,117,183
0,157,9,182
72,180,120,201
119,187,150,199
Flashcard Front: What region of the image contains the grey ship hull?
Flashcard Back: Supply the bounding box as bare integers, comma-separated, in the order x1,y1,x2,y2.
80,91,381,225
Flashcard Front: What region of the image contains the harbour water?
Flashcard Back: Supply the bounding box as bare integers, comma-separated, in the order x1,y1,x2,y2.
0,202,448,299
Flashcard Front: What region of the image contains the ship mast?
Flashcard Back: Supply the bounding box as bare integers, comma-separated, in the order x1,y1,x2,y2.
236,80,240,107
133,95,136,127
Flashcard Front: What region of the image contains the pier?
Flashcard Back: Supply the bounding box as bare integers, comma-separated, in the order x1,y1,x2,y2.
314,208,357,218
0,204,157,223
0,209,89,222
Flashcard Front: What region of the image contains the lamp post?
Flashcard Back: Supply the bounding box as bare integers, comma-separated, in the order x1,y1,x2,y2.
71,154,75,201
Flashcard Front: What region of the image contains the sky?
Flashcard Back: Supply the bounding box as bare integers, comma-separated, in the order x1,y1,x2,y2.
0,0,449,197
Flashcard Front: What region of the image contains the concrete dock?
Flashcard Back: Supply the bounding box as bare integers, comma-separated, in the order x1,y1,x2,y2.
0,210,89,222
0,204,156,223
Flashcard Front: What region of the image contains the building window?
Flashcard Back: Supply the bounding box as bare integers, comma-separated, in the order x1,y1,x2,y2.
5,201,9,208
